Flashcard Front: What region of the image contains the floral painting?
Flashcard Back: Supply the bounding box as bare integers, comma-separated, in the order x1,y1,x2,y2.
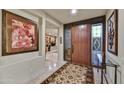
2,10,38,56
12,19,35,48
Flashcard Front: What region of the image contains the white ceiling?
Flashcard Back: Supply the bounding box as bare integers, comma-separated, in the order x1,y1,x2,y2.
43,9,108,24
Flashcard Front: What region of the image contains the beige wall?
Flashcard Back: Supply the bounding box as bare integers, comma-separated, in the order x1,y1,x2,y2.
106,9,124,83
0,9,63,83
46,28,58,36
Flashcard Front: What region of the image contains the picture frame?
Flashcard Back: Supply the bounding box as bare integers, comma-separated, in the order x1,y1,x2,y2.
2,10,39,56
107,9,118,55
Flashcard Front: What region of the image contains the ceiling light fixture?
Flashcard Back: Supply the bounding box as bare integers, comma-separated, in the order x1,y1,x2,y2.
71,9,77,14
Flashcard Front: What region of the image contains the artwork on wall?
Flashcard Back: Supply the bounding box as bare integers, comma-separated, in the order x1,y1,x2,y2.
107,9,118,55
2,10,39,56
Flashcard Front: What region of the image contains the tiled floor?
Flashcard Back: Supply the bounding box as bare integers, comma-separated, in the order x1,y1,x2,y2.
45,46,58,63
93,67,110,84
29,47,100,84
29,46,67,84
29,60,67,83
93,67,101,84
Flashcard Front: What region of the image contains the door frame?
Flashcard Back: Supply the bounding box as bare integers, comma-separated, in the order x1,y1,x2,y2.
64,15,106,65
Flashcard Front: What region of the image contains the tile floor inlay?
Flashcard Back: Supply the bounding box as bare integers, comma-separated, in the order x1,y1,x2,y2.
41,63,94,84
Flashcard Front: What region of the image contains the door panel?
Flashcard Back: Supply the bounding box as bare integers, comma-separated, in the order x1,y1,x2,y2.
71,25,91,65
71,26,79,63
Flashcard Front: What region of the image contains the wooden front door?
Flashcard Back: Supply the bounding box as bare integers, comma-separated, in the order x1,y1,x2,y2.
71,24,91,66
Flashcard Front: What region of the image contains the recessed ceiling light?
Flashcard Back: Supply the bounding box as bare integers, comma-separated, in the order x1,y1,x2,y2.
71,9,77,14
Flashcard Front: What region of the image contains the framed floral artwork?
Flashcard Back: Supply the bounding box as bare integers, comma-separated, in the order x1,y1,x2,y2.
2,10,39,56
107,9,118,55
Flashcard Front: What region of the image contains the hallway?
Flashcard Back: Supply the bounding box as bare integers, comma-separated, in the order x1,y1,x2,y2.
0,9,123,84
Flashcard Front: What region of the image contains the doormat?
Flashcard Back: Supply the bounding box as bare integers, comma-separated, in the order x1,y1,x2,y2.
41,63,94,84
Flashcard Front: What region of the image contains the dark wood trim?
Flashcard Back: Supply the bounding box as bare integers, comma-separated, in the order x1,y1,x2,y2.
89,24,92,66
102,16,106,64
64,15,105,27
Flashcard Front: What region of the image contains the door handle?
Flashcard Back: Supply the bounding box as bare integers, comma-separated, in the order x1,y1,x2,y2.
72,45,74,53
